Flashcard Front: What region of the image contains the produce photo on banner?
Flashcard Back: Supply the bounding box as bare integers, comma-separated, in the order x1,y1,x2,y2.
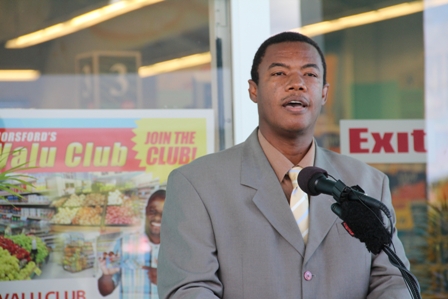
0,109,214,299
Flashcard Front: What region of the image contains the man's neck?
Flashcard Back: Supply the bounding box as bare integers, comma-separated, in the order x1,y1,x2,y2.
260,128,313,166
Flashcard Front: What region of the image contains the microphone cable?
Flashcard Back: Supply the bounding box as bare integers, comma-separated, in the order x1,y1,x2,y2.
383,245,421,299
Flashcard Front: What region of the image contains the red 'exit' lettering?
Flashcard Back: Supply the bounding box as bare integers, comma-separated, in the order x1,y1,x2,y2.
349,128,426,154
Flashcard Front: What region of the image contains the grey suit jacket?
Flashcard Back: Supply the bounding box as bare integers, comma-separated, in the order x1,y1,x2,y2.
158,129,411,299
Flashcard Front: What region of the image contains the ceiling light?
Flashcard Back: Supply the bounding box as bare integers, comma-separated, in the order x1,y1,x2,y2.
5,0,164,49
0,70,40,81
292,1,424,37
139,52,211,77
426,0,448,7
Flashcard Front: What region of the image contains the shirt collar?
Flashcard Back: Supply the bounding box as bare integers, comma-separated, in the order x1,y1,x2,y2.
257,129,315,182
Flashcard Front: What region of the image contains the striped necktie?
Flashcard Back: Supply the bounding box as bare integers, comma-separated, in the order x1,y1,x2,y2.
288,166,309,244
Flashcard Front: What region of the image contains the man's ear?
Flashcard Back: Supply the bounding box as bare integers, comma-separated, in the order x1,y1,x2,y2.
321,83,330,105
248,80,258,103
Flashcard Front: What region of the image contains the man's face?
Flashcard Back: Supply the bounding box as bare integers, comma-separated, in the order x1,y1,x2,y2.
145,197,165,239
248,41,329,140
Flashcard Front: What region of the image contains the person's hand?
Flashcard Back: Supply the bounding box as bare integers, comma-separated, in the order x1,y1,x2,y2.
142,266,157,285
98,257,120,275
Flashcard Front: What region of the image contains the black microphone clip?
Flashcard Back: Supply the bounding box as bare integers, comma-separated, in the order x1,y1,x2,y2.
329,180,351,219
330,183,369,219
330,180,352,204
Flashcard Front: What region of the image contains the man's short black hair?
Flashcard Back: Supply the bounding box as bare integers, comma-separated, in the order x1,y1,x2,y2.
250,31,327,85
146,189,166,214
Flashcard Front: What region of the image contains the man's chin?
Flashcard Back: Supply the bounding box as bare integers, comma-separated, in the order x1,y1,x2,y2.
148,230,161,238
150,230,161,237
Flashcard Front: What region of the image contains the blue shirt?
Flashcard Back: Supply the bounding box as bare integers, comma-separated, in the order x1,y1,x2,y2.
110,233,159,299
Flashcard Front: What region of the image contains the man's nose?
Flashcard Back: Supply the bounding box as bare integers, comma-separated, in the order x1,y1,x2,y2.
286,73,306,91
154,212,162,220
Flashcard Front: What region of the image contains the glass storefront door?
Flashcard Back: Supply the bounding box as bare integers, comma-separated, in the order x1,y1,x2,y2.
270,0,447,297
0,0,228,295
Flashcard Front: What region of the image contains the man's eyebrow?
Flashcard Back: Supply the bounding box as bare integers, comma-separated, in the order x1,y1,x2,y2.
267,62,321,72
267,62,289,69
301,63,320,71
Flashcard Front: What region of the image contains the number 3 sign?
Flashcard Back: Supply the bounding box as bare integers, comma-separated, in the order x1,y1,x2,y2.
76,51,142,109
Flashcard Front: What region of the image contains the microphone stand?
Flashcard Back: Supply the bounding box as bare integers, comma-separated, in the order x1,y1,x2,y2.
329,181,422,299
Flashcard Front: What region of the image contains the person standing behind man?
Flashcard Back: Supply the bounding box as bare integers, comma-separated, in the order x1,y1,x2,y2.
98,189,165,299
158,32,411,299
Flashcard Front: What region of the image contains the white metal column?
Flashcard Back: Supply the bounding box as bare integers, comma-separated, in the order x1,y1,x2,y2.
230,0,271,145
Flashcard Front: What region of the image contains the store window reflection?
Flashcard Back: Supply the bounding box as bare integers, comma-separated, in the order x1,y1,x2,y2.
0,0,211,109
0,0,217,291
271,0,448,297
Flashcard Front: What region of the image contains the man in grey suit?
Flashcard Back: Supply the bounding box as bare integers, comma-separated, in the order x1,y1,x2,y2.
158,32,411,298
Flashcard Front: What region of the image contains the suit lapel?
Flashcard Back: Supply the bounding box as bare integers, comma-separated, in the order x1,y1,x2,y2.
304,146,340,264
241,130,306,257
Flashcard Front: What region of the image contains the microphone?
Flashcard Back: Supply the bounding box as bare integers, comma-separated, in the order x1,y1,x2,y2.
297,166,392,254
297,166,391,219
297,166,422,299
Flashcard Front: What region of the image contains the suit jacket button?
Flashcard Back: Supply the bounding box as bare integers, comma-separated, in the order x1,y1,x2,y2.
304,271,313,281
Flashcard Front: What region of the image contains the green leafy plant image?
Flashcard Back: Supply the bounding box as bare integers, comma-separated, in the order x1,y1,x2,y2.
0,148,43,280
0,149,36,200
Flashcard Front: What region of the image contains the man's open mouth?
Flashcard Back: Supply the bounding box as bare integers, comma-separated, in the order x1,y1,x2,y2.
283,96,309,108
285,100,306,108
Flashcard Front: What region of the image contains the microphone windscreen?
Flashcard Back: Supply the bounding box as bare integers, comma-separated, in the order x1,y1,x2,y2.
298,166,328,195
339,200,390,254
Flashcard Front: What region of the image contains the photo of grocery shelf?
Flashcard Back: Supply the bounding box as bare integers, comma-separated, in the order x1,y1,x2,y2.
61,236,95,273
49,190,142,227
0,171,161,281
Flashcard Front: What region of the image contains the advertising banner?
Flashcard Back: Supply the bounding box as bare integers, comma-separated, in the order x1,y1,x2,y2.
0,109,214,299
